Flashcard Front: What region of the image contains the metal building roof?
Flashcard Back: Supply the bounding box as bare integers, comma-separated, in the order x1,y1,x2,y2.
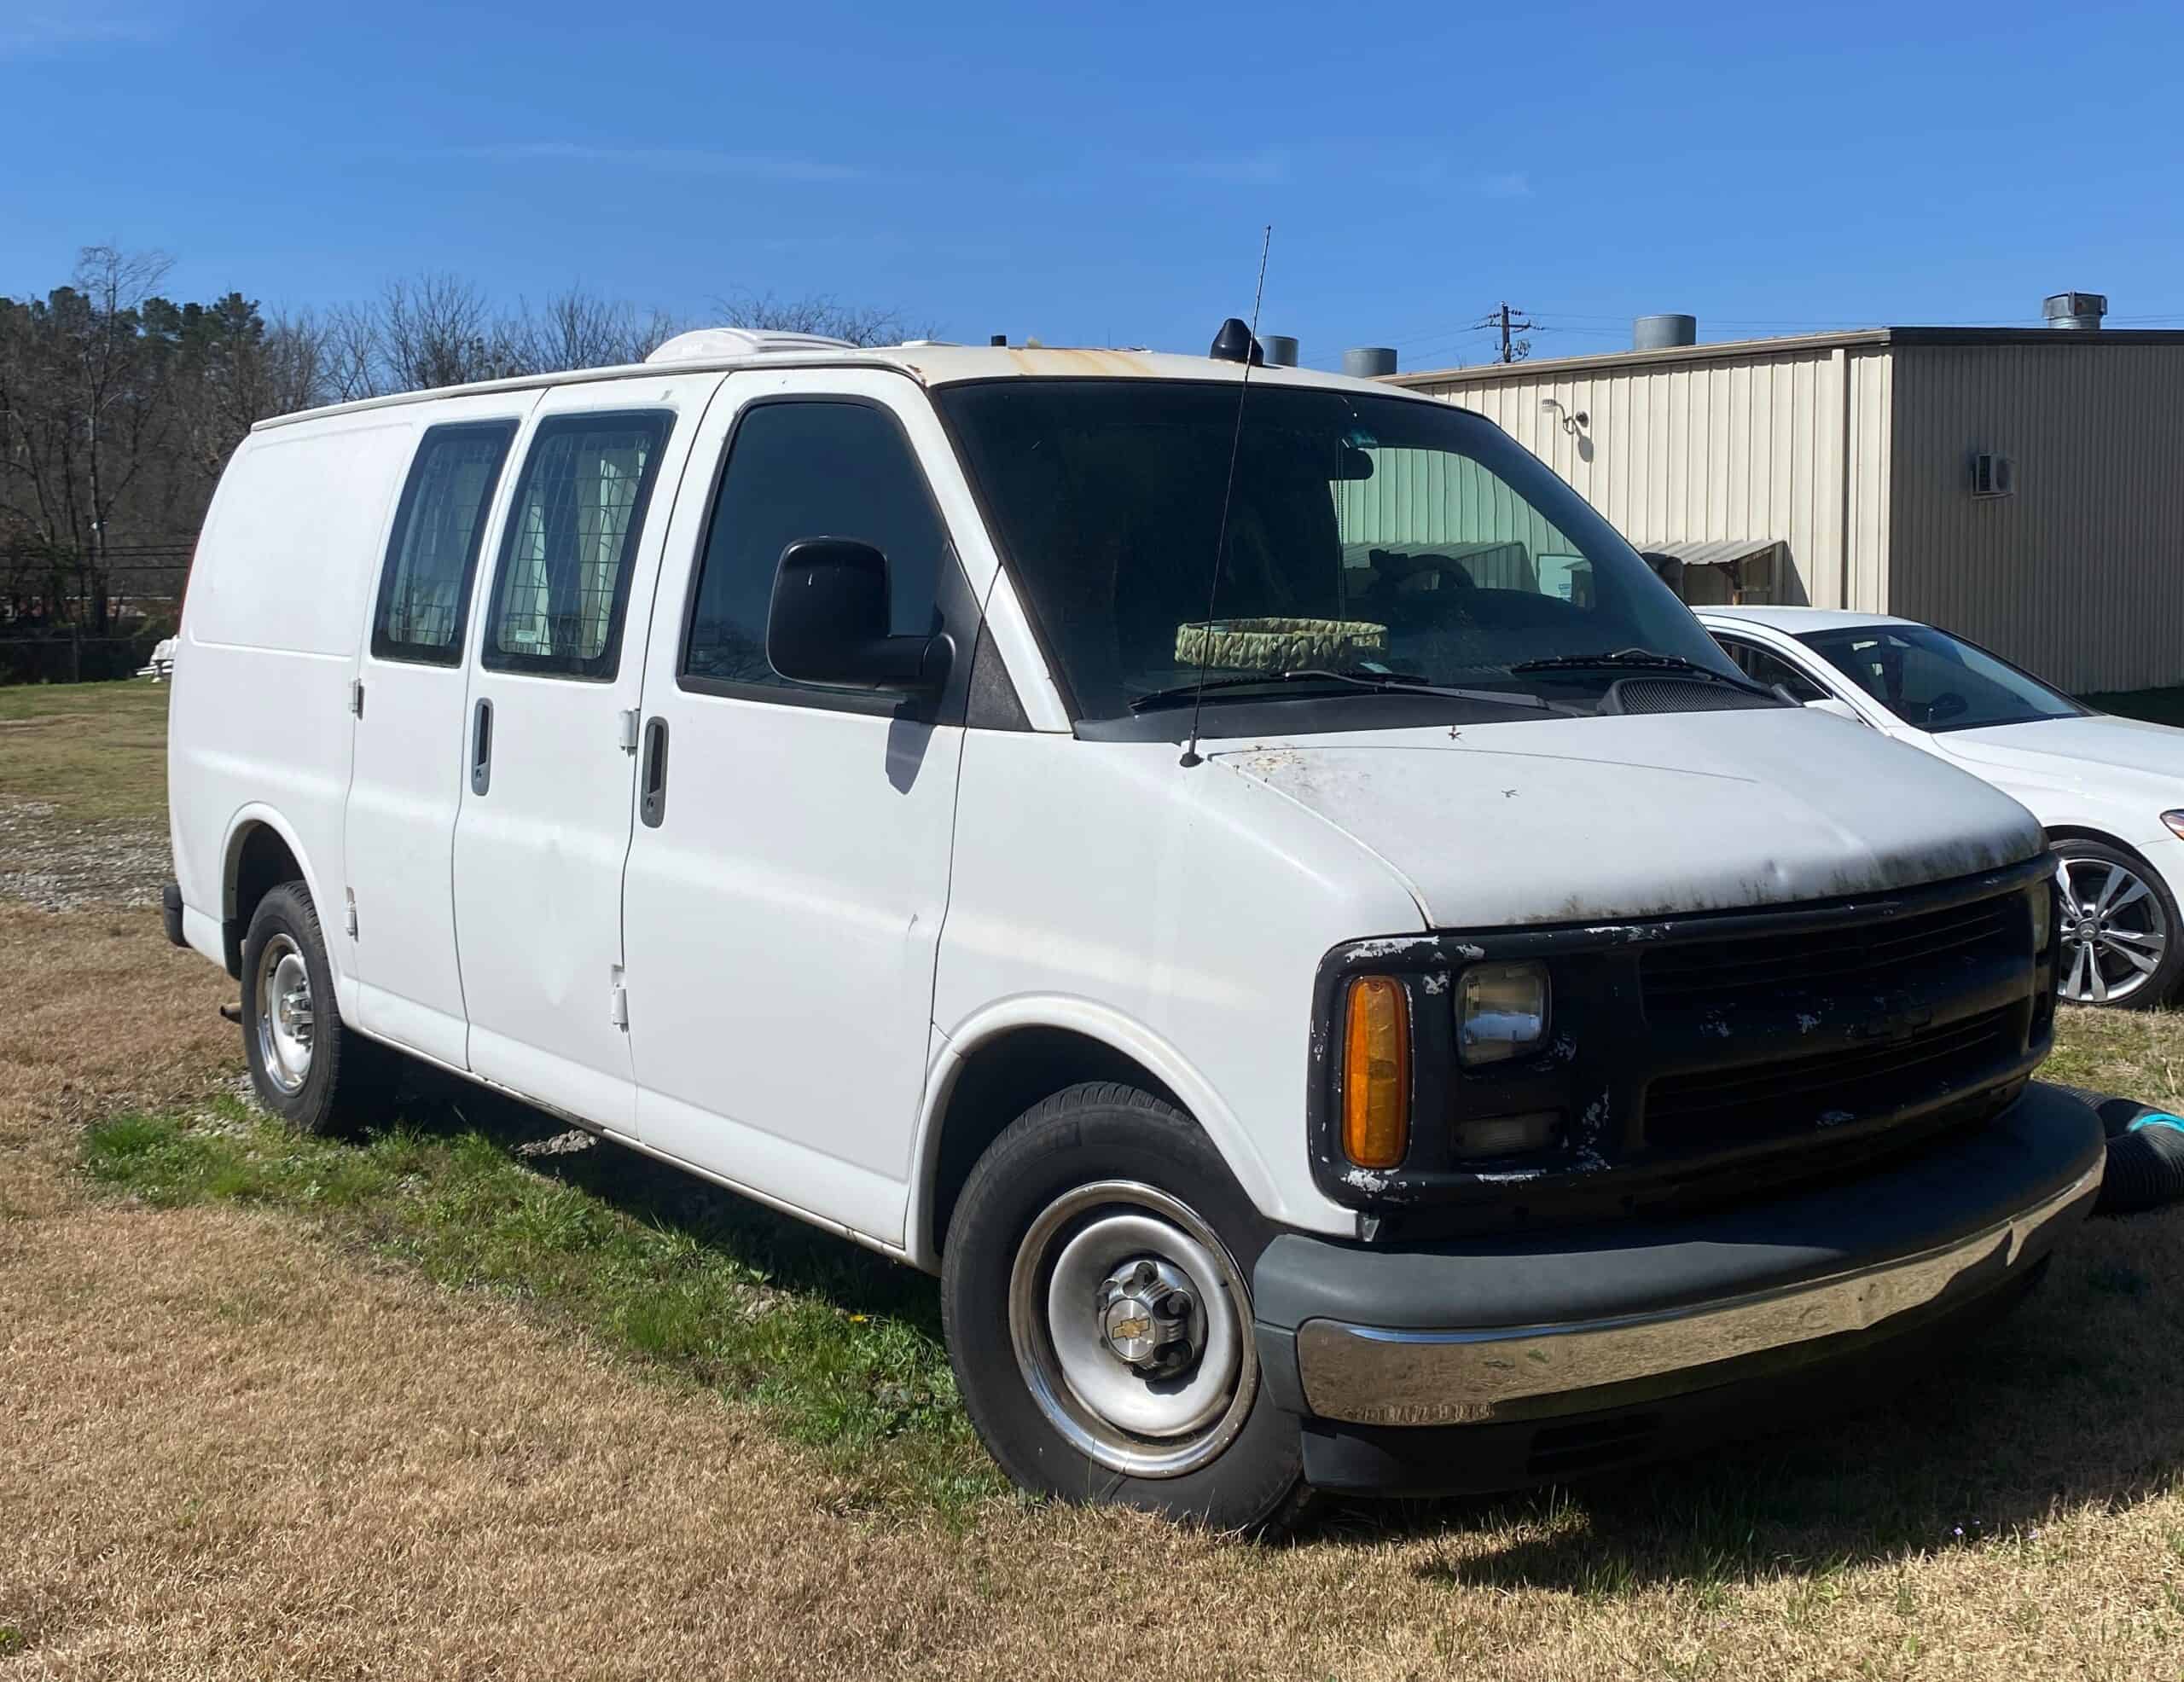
1388,326,2184,388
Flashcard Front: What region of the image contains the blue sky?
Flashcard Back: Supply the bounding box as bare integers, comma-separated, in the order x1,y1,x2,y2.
4,0,2180,370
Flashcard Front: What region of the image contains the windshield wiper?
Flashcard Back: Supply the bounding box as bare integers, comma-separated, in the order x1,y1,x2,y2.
1509,648,1774,694
1129,668,1550,714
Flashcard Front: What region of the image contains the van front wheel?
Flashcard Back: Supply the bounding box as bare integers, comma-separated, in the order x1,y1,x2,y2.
239,882,390,1134
941,1082,1312,1532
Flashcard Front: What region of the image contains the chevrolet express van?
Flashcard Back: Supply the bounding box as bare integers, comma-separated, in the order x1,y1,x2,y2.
166,327,2101,1529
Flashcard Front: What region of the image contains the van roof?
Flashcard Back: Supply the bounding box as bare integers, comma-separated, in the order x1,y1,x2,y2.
248,339,1442,432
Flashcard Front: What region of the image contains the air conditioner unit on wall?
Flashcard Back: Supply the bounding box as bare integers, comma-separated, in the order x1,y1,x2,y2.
1970,451,2015,499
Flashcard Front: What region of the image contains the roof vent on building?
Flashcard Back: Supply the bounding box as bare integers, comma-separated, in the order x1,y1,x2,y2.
1261,334,1299,367
2042,292,2107,331
645,328,857,363
1342,346,1397,378
1634,313,1699,351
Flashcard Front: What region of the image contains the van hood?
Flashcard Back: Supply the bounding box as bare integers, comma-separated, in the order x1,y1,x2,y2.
1210,709,2044,929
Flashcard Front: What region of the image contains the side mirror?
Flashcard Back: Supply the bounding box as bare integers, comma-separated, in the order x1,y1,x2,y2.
765,537,952,695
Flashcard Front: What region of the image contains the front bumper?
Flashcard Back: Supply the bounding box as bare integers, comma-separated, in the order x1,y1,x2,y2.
1253,1082,2102,1493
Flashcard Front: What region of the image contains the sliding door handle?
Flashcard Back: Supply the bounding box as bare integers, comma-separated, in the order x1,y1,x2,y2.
640,716,669,828
470,698,494,796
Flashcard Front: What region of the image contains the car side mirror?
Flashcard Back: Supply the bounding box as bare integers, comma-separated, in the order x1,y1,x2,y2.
766,537,952,695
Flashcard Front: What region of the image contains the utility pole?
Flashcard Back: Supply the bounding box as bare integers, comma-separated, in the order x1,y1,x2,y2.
1472,301,1536,364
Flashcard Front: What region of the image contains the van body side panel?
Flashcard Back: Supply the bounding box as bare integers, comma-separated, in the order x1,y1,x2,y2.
932,731,1423,1238
622,369,973,1244
343,397,536,1067
171,415,415,991
449,376,716,1130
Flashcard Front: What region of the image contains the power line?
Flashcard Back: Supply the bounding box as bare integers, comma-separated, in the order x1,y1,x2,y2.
1472,303,1536,364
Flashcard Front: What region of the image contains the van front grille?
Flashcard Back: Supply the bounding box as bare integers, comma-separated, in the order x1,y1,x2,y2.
1641,894,2019,1019
1644,1006,2019,1151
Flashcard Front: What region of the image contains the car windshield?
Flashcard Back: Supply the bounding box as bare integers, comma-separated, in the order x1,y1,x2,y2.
1798,623,2084,732
936,380,1745,724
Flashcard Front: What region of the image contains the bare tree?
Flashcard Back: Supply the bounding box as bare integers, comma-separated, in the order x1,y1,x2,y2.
375,273,522,391
0,245,182,635
507,286,682,373
319,302,384,402
714,289,935,348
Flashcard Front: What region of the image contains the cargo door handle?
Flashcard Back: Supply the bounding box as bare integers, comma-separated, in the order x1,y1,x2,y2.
639,716,669,828
470,698,494,796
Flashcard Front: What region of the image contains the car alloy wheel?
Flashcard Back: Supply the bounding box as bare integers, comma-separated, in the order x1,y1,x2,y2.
2055,853,2169,1005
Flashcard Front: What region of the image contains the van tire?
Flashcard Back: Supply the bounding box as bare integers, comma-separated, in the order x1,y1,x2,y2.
239,882,392,1135
941,1082,1314,1534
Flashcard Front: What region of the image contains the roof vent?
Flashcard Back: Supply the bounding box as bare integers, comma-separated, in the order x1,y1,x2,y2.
1341,346,1397,378
2043,292,2107,331
1634,313,1698,351
645,328,856,363
1260,334,1299,367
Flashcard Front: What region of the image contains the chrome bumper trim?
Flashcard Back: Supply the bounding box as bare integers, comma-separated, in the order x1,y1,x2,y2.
1295,1158,2101,1427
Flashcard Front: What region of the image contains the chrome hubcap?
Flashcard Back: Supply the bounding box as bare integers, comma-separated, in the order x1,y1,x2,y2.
254,933,314,1091
1096,1256,1203,1375
2056,856,2167,1005
1008,1180,1256,1478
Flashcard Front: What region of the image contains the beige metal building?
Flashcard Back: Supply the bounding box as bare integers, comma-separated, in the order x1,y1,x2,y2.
1385,322,2184,694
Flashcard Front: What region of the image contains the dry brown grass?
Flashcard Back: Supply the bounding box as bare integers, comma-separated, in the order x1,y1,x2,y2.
7,908,2184,1678
9,681,2184,1676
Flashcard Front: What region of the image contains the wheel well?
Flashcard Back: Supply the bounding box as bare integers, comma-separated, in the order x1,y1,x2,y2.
2047,824,2135,855
926,1027,1180,1258
225,823,303,977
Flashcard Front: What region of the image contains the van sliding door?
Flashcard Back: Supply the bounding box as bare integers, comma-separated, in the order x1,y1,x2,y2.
447,376,716,1129
344,400,531,1068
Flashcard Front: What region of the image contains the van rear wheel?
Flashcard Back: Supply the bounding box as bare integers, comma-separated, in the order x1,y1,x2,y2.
239,882,392,1134
941,1082,1313,1533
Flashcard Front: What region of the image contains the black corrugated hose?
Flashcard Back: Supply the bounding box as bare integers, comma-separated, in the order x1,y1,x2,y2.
2056,1085,2184,1215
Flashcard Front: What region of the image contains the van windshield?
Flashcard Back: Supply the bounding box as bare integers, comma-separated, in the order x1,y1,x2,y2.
937,380,1745,724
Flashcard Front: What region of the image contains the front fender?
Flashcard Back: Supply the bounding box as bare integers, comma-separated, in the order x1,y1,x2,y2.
906,994,1310,1273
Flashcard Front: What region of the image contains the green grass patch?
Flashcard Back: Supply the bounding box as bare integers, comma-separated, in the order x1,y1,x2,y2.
0,677,170,823
81,1087,1002,1517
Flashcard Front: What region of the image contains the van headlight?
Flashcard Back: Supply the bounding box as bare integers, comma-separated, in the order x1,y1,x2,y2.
1457,962,1550,1065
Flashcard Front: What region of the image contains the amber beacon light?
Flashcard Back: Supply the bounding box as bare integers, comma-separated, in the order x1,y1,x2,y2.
1341,975,1411,1169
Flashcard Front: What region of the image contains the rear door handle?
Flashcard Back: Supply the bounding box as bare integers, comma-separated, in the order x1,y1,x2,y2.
470,698,494,796
640,716,669,828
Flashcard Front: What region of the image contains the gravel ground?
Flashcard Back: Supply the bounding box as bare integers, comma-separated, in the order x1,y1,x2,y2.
0,795,171,911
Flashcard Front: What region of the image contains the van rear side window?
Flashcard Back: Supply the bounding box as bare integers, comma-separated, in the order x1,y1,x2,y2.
482,410,674,680
372,420,519,665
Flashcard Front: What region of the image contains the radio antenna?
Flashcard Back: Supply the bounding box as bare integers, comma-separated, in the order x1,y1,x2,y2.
1179,223,1273,768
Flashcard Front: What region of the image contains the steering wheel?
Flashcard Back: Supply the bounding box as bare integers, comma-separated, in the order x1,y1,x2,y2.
1369,549,1476,591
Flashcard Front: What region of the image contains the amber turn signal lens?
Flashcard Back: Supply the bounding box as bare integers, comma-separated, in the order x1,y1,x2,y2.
1342,975,1410,1169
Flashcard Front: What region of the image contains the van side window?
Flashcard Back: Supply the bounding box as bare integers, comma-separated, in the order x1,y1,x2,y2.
481,410,674,679
682,400,948,695
371,420,518,664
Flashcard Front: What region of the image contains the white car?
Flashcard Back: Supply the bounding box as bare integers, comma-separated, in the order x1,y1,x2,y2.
1701,606,2184,1008
162,327,2100,1527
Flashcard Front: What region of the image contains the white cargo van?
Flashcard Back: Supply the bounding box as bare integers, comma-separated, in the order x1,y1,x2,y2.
166,326,2100,1528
